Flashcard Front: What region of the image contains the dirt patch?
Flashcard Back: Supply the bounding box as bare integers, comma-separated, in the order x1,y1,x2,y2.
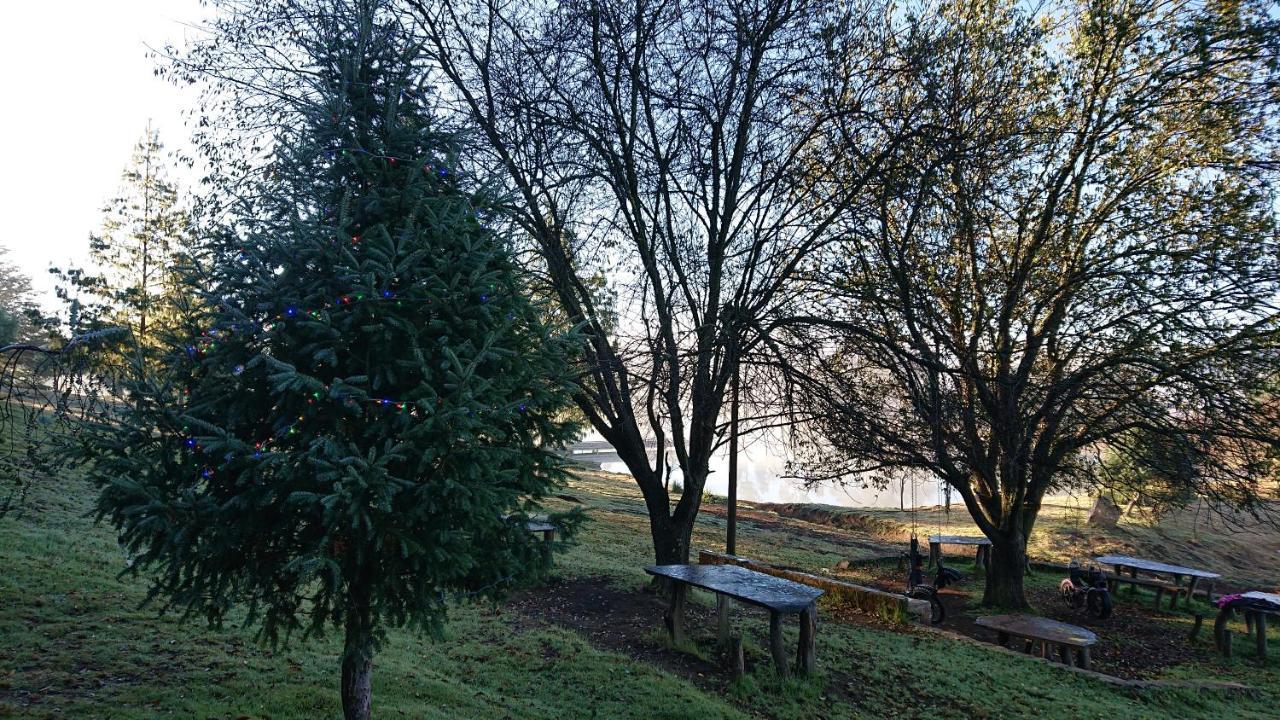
835,561,1205,680
504,575,742,693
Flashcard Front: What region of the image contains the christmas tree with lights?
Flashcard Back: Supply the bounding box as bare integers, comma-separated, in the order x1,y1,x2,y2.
76,6,581,719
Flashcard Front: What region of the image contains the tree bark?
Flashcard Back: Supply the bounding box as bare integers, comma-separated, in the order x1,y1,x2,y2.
341,612,374,720
983,532,1031,609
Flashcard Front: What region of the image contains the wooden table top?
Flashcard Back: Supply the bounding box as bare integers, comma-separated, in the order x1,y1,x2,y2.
975,614,1098,647
929,535,992,546
645,564,824,613
1094,555,1220,579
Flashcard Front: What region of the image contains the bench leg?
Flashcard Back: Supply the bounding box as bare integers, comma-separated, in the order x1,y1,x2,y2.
1168,589,1179,611
1154,587,1164,609
929,542,941,569
974,545,985,570
664,583,687,647
797,602,816,675
997,631,1009,647
1246,613,1255,637
1023,639,1034,654
1255,613,1268,660
769,610,790,678
716,595,730,645
1077,646,1090,670
1189,613,1204,641
1058,645,1070,665
1214,607,1235,655
730,635,745,680
1185,577,1199,608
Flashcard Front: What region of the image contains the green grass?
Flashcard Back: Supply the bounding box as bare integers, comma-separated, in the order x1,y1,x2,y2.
1,469,1277,718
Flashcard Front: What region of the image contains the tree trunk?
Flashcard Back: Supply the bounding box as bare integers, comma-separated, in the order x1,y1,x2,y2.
341,615,374,720
983,533,1031,609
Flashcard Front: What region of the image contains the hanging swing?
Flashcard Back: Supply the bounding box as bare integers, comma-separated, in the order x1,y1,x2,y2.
905,476,947,624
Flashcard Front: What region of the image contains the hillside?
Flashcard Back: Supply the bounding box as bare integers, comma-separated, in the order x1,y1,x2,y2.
1,469,1276,719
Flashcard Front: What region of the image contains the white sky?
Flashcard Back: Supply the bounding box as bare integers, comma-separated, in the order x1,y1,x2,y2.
0,0,208,312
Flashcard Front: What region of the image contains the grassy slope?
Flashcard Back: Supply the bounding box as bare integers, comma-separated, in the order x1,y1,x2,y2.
0,470,1275,719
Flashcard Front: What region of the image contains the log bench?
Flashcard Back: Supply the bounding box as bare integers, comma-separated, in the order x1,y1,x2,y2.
975,614,1099,670
645,563,824,677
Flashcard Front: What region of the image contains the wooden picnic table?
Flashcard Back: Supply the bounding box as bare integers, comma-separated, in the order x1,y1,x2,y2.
1213,591,1280,660
645,564,824,677
975,614,1099,669
928,535,992,570
1094,555,1220,608
525,520,557,543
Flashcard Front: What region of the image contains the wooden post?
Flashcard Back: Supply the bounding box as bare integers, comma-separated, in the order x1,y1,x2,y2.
1255,613,1268,660
797,602,817,675
1214,608,1235,654
1189,613,1204,641
730,635,745,680
1185,576,1200,608
1058,645,1070,664
664,583,688,647
716,595,730,644
1077,646,1091,670
929,541,941,569
769,610,789,678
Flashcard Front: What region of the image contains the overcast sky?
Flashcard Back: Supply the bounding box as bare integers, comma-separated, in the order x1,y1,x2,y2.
0,0,207,311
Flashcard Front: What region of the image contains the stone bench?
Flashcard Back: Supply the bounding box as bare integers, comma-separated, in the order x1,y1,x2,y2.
976,614,1099,669
645,563,824,677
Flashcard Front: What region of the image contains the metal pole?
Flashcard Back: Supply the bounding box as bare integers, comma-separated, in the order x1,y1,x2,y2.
726,362,739,556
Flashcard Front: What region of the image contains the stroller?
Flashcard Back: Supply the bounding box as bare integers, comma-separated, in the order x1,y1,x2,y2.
906,538,962,625
1059,561,1113,620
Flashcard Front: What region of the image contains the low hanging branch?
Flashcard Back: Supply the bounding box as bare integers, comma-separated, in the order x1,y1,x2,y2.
0,329,126,517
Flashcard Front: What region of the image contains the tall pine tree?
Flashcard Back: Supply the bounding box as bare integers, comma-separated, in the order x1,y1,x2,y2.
77,4,581,718
52,125,193,361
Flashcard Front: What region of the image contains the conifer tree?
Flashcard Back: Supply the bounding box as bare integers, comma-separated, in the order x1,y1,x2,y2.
76,4,581,718
52,126,193,360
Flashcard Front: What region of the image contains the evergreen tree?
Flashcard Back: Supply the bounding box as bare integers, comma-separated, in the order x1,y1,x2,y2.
0,245,39,345
52,126,193,360
76,4,581,719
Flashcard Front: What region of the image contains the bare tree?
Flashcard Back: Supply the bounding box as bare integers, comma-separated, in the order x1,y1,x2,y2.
409,0,901,563
783,0,1280,607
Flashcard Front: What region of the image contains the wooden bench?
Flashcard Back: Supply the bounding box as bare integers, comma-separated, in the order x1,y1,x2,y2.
976,614,1099,669
1104,574,1186,610
645,564,824,677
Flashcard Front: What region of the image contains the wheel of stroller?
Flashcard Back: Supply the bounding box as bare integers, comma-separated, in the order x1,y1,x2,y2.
908,586,945,625
1086,589,1113,620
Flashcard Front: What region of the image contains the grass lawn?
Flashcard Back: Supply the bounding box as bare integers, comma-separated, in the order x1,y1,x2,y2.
1,469,1277,719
